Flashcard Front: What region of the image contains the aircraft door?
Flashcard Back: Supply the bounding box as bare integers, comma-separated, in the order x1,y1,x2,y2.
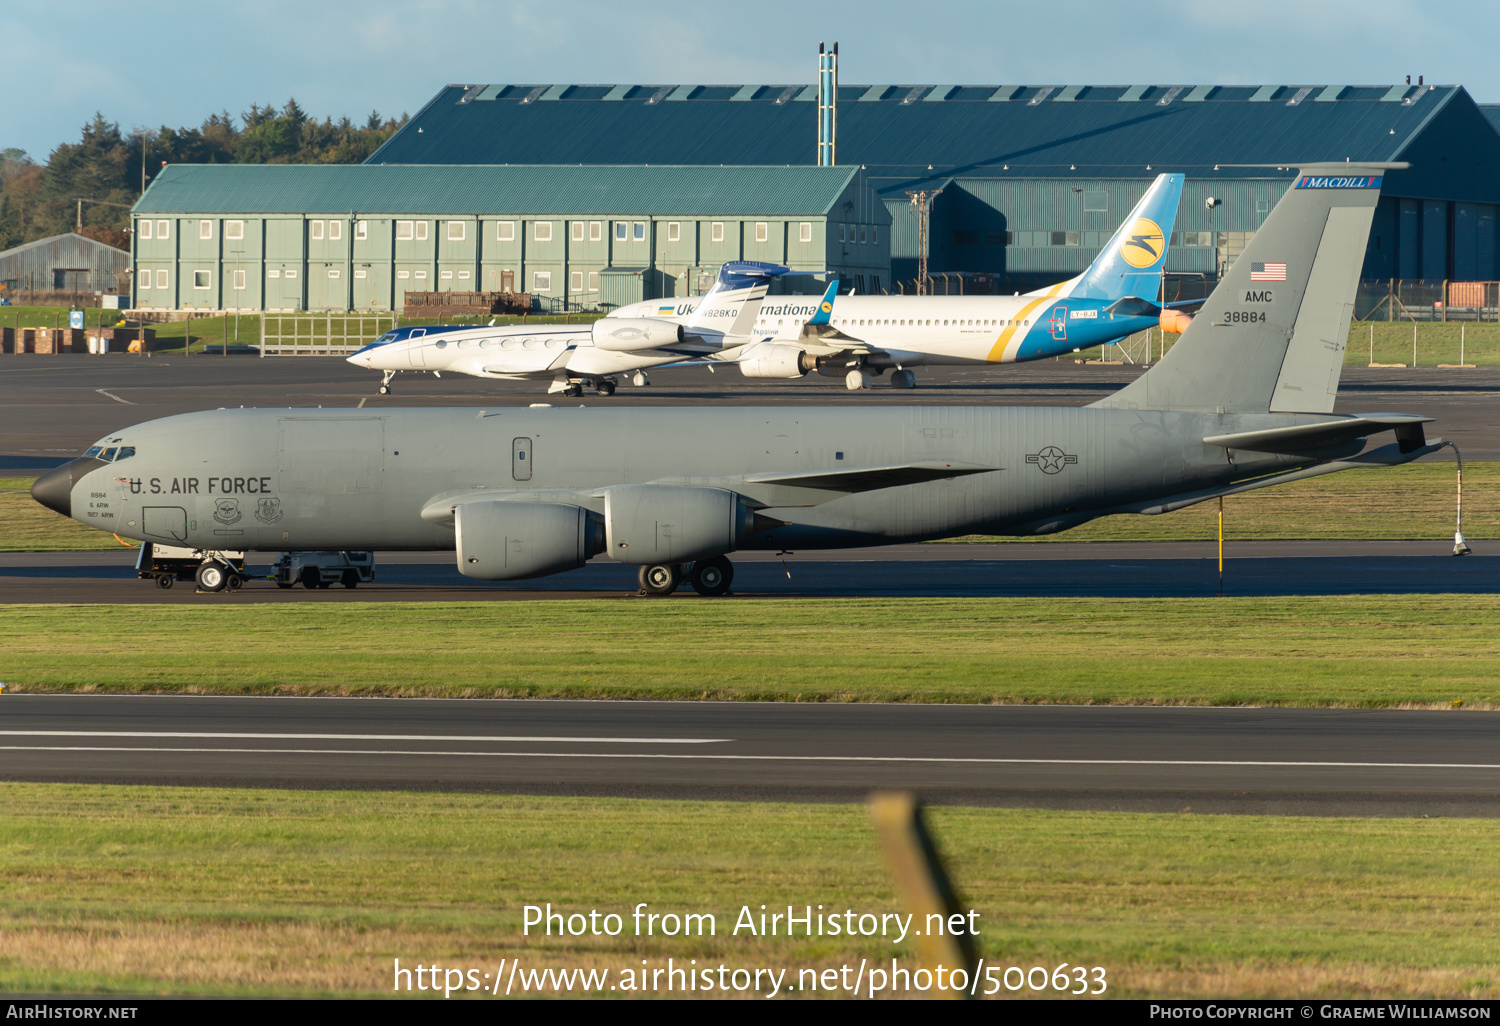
142,506,189,543
1048,305,1068,341
407,328,426,367
512,437,532,481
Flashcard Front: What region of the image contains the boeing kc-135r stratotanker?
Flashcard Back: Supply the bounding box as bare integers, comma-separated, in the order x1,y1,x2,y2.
35,164,1441,598
348,174,1188,395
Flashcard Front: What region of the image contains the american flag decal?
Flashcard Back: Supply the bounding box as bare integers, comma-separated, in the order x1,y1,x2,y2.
1250,261,1287,282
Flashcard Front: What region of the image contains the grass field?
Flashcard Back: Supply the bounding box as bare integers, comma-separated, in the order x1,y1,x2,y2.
1,784,1495,997
1,460,1486,552
2,595,1497,707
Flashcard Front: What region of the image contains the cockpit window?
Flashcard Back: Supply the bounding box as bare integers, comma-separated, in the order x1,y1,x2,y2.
372,332,398,346
84,446,103,458
100,447,118,461
115,446,135,461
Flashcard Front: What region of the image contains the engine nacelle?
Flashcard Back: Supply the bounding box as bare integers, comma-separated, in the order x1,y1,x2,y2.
737,343,816,379
1159,308,1194,334
604,485,755,564
591,318,685,351
455,501,605,580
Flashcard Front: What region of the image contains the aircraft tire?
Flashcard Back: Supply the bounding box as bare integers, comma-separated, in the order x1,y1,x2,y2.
631,371,650,387
596,380,616,396
378,386,390,395
638,563,681,597
845,369,870,391
196,562,228,593
891,369,917,389
563,384,583,398
689,556,734,597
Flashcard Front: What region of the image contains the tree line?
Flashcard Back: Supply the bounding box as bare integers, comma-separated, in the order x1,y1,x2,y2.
0,100,408,252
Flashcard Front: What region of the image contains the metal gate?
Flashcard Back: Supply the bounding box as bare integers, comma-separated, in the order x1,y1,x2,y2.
259,313,396,355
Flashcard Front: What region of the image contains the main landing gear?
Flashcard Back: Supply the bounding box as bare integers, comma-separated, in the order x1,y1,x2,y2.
630,371,650,387
890,368,917,389
557,377,618,398
636,555,735,598
195,560,244,593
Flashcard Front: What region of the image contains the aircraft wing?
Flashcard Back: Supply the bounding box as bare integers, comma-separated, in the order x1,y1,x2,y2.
742,459,998,493
480,346,576,377
1203,414,1434,454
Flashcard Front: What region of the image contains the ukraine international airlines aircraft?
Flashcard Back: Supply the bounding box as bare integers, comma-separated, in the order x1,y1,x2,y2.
35,164,1441,600
608,172,1191,389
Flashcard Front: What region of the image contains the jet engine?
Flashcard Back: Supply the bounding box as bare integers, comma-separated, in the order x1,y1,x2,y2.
737,343,817,379
1159,308,1194,334
455,501,605,580
604,485,760,564
591,318,685,351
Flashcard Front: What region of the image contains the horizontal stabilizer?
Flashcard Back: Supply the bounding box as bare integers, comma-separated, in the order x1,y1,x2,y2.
1203,414,1434,454
744,460,997,493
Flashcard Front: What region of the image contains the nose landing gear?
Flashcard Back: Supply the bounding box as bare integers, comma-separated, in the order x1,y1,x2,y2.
377,370,397,395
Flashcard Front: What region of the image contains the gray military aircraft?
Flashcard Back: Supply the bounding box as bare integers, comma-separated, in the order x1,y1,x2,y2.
34,163,1440,597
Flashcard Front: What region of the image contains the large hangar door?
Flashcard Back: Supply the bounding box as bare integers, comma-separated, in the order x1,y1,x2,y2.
279,417,385,494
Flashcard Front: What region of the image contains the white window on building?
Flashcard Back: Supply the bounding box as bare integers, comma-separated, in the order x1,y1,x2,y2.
441,270,453,279
397,270,409,279
588,270,598,292
414,269,426,280
491,221,511,241
799,222,812,243
155,269,169,289
355,220,368,240
711,222,724,243
157,220,170,239
226,220,244,240
193,270,211,289
285,269,297,279
447,221,465,242
329,220,342,241
233,269,246,290
199,220,213,240
458,270,470,280
571,222,585,242
396,220,414,241
589,221,602,242
328,268,340,279
534,222,553,242
268,269,280,279
139,220,152,240
533,270,552,292
310,220,324,241
633,221,645,241
570,270,583,292
666,222,680,243
755,222,769,243
415,221,428,241
354,268,367,279
615,222,628,241
139,271,150,289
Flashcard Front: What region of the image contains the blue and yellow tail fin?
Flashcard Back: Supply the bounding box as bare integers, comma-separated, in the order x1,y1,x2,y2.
1057,172,1184,302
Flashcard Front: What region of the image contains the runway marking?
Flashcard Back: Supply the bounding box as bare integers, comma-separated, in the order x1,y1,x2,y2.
94,389,135,405
0,731,727,744
3,745,1499,770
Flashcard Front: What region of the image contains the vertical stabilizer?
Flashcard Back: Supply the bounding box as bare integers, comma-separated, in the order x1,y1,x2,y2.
1093,165,1389,414
1034,173,1184,303
687,261,790,339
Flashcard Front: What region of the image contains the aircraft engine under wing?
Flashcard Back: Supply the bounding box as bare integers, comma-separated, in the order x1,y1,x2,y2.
592,318,685,351
1203,414,1435,455
743,459,998,494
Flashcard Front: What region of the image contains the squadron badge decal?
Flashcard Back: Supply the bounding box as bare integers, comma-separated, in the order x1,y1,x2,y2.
254,497,284,524
212,498,243,525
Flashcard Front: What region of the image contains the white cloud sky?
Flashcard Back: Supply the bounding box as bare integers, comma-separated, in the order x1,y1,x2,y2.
5,0,1496,159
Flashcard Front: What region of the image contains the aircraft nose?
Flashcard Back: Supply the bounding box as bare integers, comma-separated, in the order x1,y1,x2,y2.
30,457,105,517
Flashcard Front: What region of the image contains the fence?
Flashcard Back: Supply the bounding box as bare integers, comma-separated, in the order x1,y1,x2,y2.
259,313,396,356
1356,280,1500,322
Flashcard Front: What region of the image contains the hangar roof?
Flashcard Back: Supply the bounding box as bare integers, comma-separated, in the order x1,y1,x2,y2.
368,84,1497,198
133,164,874,217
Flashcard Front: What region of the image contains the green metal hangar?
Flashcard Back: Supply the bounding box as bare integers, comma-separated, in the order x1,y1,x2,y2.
368,81,1500,287
130,164,889,312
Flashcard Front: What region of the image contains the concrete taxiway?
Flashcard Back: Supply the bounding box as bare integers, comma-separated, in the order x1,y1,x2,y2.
2,694,1496,815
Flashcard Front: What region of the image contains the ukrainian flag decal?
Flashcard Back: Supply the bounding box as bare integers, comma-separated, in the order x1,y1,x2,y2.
657,305,675,315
